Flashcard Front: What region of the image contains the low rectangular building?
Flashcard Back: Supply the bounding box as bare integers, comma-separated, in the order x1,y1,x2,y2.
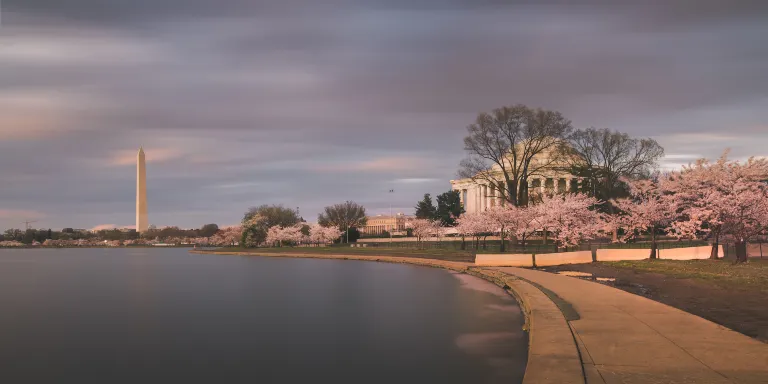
360,213,411,235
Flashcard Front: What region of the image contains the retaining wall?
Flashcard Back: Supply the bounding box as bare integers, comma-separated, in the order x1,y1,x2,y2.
533,251,593,267
660,245,720,260
475,253,533,267
477,245,727,267
596,248,653,261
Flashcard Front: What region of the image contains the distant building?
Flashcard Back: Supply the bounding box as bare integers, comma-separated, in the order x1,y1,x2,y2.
360,213,411,235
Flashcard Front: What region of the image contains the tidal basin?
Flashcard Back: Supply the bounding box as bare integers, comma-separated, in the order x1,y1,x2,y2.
0,248,527,383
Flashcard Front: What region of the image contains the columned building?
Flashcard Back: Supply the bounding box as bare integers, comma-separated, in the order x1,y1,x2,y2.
450,146,585,214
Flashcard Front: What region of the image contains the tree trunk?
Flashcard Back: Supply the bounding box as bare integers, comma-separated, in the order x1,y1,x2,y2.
460,235,466,250
542,230,548,246
649,230,658,259
607,204,618,243
734,240,748,263
500,229,506,252
517,177,528,207
507,179,518,207
710,238,719,260
483,236,487,250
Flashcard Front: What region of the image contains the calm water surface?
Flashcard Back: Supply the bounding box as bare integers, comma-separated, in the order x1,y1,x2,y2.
0,248,527,383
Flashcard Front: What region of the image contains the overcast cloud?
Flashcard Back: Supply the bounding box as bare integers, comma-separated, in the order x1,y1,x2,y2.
1,0,767,230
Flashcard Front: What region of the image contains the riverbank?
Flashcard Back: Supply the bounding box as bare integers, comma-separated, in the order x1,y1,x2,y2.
192,249,585,384
0,245,197,249
213,246,476,262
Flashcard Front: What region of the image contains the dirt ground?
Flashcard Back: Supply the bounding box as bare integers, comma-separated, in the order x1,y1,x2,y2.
539,258,768,342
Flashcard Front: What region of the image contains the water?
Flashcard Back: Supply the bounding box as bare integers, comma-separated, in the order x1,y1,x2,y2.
0,248,527,383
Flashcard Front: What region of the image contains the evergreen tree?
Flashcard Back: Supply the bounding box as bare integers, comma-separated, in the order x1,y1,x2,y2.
436,190,464,226
414,194,437,220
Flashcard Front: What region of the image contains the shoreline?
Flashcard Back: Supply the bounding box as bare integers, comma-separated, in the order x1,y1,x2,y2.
191,249,585,384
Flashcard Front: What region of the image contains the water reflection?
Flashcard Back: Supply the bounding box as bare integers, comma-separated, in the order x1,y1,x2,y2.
0,249,527,383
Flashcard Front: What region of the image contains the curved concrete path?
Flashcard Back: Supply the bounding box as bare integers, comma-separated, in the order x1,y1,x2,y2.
493,267,768,384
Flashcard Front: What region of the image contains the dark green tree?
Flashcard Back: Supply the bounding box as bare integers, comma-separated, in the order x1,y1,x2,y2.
347,227,361,243
198,224,219,238
414,194,437,220
22,229,35,244
435,190,464,226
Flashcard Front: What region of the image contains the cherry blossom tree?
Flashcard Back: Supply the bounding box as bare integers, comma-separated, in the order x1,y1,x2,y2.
455,213,493,250
510,206,540,249
309,224,342,246
539,193,605,249
483,206,520,252
663,152,768,261
613,178,674,258
265,224,305,247
407,219,439,247
211,226,241,247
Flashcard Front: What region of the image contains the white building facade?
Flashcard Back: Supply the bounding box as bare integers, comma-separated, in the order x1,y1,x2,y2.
450,147,586,214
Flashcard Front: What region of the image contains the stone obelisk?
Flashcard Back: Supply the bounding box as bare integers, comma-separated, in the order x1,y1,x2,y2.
136,147,148,233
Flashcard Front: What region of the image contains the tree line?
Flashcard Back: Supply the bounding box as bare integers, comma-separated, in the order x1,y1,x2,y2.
240,201,369,247
0,224,222,245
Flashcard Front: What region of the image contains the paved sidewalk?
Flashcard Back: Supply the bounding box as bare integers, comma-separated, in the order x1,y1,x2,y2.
494,267,768,384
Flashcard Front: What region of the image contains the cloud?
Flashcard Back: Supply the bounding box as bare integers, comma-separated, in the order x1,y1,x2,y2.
392,178,441,184
312,156,431,173
89,224,117,231
89,224,135,231
0,33,163,66
0,0,766,230
0,210,46,220
0,90,97,140
107,147,185,166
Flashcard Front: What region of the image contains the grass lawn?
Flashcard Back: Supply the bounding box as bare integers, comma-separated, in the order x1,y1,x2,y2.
209,246,476,263
606,259,768,288
541,258,768,342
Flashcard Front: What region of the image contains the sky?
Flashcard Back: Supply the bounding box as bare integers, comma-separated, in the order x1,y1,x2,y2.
1,0,767,231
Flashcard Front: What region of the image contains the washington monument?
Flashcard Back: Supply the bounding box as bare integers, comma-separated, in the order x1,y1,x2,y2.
136,147,148,233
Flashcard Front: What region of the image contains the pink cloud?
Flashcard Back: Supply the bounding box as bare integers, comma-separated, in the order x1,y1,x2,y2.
89,224,135,231
0,91,91,141
314,156,426,173
108,147,184,166
0,209,46,219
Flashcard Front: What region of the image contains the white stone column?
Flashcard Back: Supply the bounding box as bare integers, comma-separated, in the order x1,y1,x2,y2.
489,184,495,208
539,178,545,196
475,185,481,213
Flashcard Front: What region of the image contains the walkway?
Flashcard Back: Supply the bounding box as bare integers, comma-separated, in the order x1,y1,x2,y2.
493,267,768,384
